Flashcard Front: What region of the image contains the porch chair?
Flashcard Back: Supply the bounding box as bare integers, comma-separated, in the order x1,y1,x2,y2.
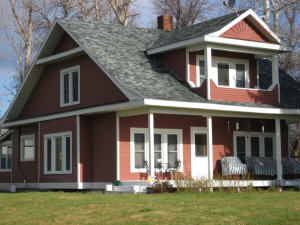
245,157,277,176
282,158,300,175
221,157,248,176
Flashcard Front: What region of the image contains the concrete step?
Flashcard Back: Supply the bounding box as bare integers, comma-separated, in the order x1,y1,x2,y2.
105,184,148,194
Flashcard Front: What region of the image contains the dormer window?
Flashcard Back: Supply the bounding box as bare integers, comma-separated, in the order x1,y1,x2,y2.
236,64,246,88
60,66,80,107
217,63,229,86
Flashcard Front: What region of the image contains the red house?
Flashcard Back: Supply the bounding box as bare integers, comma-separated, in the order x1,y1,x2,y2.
1,9,300,191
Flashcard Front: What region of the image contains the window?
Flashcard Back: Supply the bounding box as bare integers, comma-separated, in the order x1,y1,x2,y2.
195,133,207,157
44,132,72,174
0,141,12,171
20,135,35,161
218,63,229,86
130,128,183,172
234,132,275,160
236,64,246,88
60,66,80,107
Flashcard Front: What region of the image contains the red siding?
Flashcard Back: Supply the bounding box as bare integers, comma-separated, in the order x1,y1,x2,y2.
157,48,186,82
0,172,11,183
194,79,207,98
54,32,79,54
210,80,279,104
119,114,206,181
20,54,128,119
12,126,39,183
40,116,77,183
189,51,203,86
221,18,271,43
80,116,92,182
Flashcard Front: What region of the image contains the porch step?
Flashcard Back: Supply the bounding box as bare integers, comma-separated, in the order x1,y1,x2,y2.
105,184,148,194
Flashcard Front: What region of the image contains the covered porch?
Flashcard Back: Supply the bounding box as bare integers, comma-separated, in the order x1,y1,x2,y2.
116,104,300,188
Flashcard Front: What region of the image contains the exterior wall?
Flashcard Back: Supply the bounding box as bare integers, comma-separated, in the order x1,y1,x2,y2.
156,48,186,82
39,116,77,183
80,116,92,182
54,32,79,54
210,81,279,104
12,125,39,183
20,54,128,119
0,172,11,183
119,114,206,181
220,18,271,43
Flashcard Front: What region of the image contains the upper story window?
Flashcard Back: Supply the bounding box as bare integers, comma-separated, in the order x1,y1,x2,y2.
60,66,80,107
217,63,229,86
0,141,12,171
20,135,35,162
196,58,206,86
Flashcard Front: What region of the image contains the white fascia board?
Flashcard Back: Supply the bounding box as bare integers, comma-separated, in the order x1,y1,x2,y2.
204,36,293,52
0,130,13,142
2,100,145,128
143,99,300,116
36,47,83,65
57,20,137,101
2,20,60,124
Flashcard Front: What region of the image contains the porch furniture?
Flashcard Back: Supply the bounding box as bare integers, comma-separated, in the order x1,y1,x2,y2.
245,157,277,176
282,158,300,175
221,157,248,176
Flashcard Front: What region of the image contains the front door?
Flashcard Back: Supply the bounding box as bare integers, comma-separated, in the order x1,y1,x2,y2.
191,128,208,179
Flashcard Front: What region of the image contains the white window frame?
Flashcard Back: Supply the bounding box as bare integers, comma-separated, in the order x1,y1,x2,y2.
0,141,12,172
130,128,183,173
196,55,206,87
20,134,35,162
233,131,275,158
191,127,208,158
44,131,72,175
60,65,80,107
196,55,250,89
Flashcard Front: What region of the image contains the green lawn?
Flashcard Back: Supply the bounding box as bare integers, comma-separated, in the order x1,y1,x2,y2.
0,191,300,225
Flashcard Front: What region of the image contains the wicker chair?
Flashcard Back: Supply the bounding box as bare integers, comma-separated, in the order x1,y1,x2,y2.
245,157,277,176
221,157,248,176
282,158,300,175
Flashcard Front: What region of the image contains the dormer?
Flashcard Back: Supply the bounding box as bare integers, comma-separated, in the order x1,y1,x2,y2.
148,9,293,105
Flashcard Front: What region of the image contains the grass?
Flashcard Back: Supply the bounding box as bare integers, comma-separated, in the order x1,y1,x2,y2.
0,191,300,225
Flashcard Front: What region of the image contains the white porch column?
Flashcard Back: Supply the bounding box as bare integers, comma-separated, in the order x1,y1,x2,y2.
275,118,283,181
205,46,212,100
148,112,155,177
272,55,280,103
207,116,213,180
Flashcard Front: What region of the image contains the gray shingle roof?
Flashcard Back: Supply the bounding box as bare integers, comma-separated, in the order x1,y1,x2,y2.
58,14,300,110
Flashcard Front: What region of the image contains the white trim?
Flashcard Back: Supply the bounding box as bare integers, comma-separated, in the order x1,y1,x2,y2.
35,47,83,65
207,117,213,180
148,113,155,177
57,20,137,101
130,128,148,173
116,114,120,180
196,55,206,87
43,131,72,175
76,115,81,188
20,134,35,162
186,48,190,84
0,140,12,172
60,65,80,107
275,119,282,180
205,46,212,100
0,130,12,142
233,131,276,158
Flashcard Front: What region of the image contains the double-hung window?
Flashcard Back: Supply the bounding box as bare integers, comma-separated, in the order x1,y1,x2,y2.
44,132,72,174
196,56,206,86
217,63,230,86
20,135,35,161
131,128,183,172
0,141,12,171
60,66,80,107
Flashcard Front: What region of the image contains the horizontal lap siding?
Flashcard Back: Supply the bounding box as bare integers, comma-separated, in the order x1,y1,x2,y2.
0,172,11,183
119,114,206,181
54,33,79,54
80,116,92,182
20,54,128,119
12,126,39,183
90,113,116,182
210,80,278,104
40,116,77,183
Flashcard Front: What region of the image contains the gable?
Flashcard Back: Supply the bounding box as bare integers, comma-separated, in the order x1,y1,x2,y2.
220,18,273,43
54,32,79,54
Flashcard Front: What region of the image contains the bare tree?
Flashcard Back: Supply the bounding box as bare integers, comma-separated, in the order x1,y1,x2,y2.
153,0,213,29
109,0,137,26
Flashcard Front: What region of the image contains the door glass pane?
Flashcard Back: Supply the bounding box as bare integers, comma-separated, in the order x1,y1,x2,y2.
154,134,162,168
218,63,229,86
251,137,260,157
1,146,7,169
7,146,12,169
55,137,63,171
63,73,69,104
47,138,51,171
134,133,145,169
72,71,79,102
195,134,207,157
236,136,246,162
236,64,245,88
66,136,71,171
264,137,273,157
168,134,178,168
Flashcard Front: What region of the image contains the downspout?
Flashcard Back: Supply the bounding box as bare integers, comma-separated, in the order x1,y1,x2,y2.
38,122,40,185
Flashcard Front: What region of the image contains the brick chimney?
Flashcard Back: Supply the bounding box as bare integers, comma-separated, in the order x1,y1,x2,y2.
157,15,173,31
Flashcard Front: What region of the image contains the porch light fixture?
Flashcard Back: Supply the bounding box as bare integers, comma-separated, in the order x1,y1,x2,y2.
261,120,266,133
236,121,239,131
